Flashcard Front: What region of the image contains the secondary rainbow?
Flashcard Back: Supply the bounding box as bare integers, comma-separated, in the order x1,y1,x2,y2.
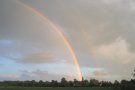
16,0,83,81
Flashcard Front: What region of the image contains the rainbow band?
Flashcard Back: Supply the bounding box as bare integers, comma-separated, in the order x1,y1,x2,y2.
17,0,83,81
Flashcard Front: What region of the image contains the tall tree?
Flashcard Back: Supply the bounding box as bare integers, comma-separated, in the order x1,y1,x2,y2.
60,77,67,87
90,79,99,86
133,69,135,77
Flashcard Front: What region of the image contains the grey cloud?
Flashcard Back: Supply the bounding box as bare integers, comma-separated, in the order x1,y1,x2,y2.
0,74,20,81
16,52,54,64
0,0,73,63
84,37,135,80
19,0,135,81
1,0,135,81
93,70,108,77
19,69,74,81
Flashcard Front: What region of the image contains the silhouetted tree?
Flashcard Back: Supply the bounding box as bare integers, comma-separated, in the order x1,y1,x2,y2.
89,79,99,87
133,69,135,77
114,80,120,87
82,80,89,87
51,80,58,87
68,81,73,87
73,79,81,87
60,77,67,87
38,80,44,87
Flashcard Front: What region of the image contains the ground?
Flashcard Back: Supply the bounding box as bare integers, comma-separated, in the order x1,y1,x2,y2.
0,87,117,90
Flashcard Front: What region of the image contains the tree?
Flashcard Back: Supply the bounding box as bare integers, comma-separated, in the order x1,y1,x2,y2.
51,80,58,87
68,81,73,87
82,80,89,87
73,79,81,87
114,80,120,86
90,79,99,87
39,80,44,87
133,69,135,77
31,80,37,86
60,77,67,87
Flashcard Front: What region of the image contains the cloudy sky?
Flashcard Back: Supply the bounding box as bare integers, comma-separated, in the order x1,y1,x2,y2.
0,0,135,82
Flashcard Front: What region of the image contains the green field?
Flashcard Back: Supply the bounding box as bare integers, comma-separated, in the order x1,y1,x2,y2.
0,87,117,90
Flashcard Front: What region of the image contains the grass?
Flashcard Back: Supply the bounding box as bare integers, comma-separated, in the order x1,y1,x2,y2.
0,87,117,90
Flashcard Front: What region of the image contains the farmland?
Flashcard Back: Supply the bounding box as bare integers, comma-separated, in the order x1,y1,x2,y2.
0,87,116,90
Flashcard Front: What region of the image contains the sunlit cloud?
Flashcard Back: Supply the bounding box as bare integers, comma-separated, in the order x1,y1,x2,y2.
93,37,135,64
16,52,54,64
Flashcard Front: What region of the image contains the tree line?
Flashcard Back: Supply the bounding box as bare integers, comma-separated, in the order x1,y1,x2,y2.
0,78,113,87
0,78,135,89
0,70,135,90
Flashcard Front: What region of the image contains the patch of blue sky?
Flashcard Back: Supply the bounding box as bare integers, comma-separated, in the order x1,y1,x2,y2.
0,57,21,74
17,61,76,76
0,39,13,46
81,67,104,76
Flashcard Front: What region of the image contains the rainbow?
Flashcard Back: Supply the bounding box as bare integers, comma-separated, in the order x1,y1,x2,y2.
16,0,83,81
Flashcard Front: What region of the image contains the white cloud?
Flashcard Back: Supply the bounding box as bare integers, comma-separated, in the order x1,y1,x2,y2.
82,68,115,81
19,69,74,81
93,37,135,64
102,0,122,4
92,70,108,76
43,62,79,77
0,74,20,80
81,67,104,76
129,0,135,10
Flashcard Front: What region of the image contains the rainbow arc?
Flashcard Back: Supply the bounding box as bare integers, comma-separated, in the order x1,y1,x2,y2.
17,0,83,81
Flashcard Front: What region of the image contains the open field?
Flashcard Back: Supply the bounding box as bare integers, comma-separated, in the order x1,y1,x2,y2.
0,87,117,90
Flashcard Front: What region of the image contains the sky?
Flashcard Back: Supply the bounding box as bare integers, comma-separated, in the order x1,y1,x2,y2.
0,0,135,82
